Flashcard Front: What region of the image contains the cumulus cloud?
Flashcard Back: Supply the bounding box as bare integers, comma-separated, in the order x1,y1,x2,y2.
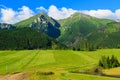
48,5,77,19
36,6,47,12
16,6,34,22
47,5,120,20
46,5,120,20
0,6,34,24
115,9,120,18
81,9,117,20
1,5,120,24
0,8,16,24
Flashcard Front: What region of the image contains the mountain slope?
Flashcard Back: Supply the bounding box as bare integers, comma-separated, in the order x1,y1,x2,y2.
86,22,120,49
4,12,120,49
57,13,114,47
14,12,60,38
0,28,64,50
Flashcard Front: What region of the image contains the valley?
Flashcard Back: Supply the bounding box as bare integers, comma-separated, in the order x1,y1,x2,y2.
0,10,120,80
0,49,120,80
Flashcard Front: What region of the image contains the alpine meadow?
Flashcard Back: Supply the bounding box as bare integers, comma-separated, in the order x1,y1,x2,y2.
0,0,120,80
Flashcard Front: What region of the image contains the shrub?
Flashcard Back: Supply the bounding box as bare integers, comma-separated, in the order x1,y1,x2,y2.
99,55,120,69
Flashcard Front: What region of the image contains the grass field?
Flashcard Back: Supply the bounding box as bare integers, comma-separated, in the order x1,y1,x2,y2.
0,49,120,80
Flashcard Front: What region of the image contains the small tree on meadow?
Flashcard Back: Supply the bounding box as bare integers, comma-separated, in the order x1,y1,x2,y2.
99,55,120,69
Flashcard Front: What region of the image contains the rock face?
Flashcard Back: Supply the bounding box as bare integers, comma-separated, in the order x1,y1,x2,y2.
15,13,61,38
0,23,15,30
30,13,61,38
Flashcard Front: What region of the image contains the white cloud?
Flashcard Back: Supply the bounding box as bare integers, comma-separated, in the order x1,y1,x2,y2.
1,5,120,24
16,6,34,22
47,5,120,20
48,5,77,20
115,9,120,18
36,6,47,12
0,6,34,24
81,9,116,20
0,8,16,24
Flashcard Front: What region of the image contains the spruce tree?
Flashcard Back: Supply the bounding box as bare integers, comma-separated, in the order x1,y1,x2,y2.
99,55,120,69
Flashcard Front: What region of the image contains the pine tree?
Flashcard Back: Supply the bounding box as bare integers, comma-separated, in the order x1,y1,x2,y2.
98,55,120,69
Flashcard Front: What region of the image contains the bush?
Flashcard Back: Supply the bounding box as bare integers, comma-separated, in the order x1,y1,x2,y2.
36,71,54,75
90,67,103,75
72,47,76,51
99,55,120,69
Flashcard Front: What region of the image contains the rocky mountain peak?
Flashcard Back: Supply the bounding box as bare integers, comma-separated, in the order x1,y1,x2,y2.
34,13,48,23
0,23,15,30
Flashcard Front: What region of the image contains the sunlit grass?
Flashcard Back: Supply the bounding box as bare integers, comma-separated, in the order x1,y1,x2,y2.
0,49,120,80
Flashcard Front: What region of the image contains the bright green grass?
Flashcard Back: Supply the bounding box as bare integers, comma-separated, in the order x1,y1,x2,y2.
28,72,120,80
0,49,120,80
62,73,120,80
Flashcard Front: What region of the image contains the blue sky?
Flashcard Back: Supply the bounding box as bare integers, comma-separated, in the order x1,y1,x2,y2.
0,0,120,24
1,0,120,11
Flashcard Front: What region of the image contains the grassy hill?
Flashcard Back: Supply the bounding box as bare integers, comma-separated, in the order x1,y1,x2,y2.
57,13,114,47
0,49,120,80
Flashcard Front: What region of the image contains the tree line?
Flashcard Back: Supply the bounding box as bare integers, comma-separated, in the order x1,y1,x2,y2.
0,28,64,50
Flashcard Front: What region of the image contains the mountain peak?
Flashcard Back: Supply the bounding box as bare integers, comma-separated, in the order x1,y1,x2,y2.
34,12,48,23
39,12,47,15
70,12,81,18
69,12,92,20
15,12,61,38
36,12,48,18
0,23,15,30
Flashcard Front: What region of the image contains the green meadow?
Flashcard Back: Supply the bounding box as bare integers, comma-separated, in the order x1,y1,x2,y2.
0,49,120,80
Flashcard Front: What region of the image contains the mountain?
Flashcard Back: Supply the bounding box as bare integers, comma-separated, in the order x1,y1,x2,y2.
2,12,119,50
14,12,60,38
0,23,15,30
57,12,114,47
0,27,64,50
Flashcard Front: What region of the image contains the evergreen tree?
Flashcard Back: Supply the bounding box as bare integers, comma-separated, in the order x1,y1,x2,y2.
99,55,120,69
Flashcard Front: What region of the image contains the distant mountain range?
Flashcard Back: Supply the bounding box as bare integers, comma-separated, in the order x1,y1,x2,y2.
0,12,120,50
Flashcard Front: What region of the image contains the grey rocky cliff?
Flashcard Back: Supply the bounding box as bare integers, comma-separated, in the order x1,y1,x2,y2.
29,14,61,38
0,23,15,30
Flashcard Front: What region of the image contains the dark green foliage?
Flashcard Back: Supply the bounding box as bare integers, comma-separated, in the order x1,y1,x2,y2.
89,67,103,75
72,47,76,51
36,71,54,75
0,28,64,50
76,48,80,51
99,55,120,69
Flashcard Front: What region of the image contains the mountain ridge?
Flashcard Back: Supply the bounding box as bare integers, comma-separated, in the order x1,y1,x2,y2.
0,12,120,49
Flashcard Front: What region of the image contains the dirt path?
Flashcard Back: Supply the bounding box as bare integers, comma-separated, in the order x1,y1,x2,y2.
0,63,96,80
0,72,27,80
